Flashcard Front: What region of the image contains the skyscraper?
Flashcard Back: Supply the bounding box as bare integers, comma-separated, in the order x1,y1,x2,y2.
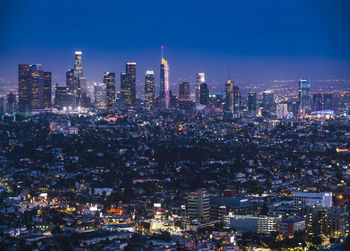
298,78,311,116
323,93,333,111
195,73,205,105
312,93,323,112
179,82,190,100
145,71,155,110
74,51,83,78
233,86,240,112
18,64,31,112
248,92,257,113
7,92,16,113
199,83,209,105
224,78,234,113
263,90,274,111
160,57,169,109
104,72,116,108
55,85,69,108
94,83,106,109
121,62,136,106
43,72,52,108
29,64,43,110
66,69,77,94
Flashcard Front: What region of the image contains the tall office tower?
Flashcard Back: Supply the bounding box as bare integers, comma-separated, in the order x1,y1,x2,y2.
160,57,169,109
186,192,210,222
7,92,16,113
74,51,83,78
224,78,234,113
120,62,136,106
104,72,116,108
323,93,333,110
43,72,52,108
276,103,288,119
29,64,44,110
312,93,323,112
195,73,205,105
94,83,107,109
145,70,155,110
199,83,209,105
233,86,240,112
66,69,77,94
55,85,69,108
298,78,311,116
248,92,257,113
79,77,87,95
179,82,190,100
169,90,177,110
263,90,275,111
18,64,31,112
0,97,5,114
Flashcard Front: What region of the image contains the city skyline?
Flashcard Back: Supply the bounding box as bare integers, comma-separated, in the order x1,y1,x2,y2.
1,0,350,84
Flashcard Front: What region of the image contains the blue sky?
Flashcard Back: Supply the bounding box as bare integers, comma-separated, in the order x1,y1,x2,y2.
0,0,350,86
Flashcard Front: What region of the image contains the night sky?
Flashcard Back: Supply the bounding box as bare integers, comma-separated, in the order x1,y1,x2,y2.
1,0,350,86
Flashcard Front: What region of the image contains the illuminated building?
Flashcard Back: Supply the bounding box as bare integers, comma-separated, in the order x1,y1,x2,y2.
74,51,83,78
263,90,274,111
294,192,332,208
120,62,136,106
55,85,69,108
323,93,333,110
18,64,31,112
104,72,116,108
233,86,240,112
29,64,44,110
312,93,323,112
66,69,77,94
79,76,87,95
43,72,52,108
248,92,257,113
186,192,210,222
298,78,311,115
224,78,234,113
160,48,169,109
179,82,190,100
195,73,205,105
169,90,177,110
224,214,280,234
7,92,16,113
276,103,288,119
145,70,155,110
94,83,106,109
199,83,209,105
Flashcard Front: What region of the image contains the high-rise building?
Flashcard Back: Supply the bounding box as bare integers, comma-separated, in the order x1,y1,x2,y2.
29,64,44,110
179,82,190,100
74,51,83,78
195,73,205,105
186,192,210,222
145,71,155,110
224,79,234,113
276,103,288,119
169,90,177,110
55,85,69,108
120,63,136,106
233,86,240,112
160,57,169,109
248,92,257,113
94,83,106,109
199,83,209,105
66,69,77,94
18,64,31,112
43,72,52,108
263,90,274,111
312,93,323,112
7,92,16,113
298,78,311,115
323,93,333,111
79,77,87,95
104,72,116,108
